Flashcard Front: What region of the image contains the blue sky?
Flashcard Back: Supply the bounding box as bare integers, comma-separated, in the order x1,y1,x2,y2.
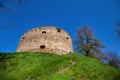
0,0,120,54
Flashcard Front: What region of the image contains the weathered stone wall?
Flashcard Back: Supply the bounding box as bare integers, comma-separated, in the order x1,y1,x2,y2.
16,26,73,55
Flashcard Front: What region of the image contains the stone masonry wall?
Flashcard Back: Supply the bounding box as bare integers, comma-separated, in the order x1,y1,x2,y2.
16,26,73,55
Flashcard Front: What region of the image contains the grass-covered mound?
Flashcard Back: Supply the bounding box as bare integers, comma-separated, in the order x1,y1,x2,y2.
0,52,120,80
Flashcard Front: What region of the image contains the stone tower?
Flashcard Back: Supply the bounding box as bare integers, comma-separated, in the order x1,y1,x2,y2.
16,26,73,55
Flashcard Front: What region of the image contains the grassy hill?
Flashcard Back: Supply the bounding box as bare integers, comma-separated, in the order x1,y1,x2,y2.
0,52,120,80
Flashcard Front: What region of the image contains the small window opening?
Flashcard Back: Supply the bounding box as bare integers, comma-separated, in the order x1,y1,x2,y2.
42,31,46,34
66,37,69,39
40,45,45,49
35,29,37,31
56,28,61,32
34,40,37,42
22,37,25,39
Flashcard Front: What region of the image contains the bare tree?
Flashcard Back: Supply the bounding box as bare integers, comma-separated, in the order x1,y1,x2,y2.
0,0,27,13
114,22,120,39
75,25,104,59
104,51,120,69
0,0,28,30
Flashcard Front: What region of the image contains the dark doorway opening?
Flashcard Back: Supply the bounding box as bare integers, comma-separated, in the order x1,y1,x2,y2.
42,31,46,34
40,45,45,49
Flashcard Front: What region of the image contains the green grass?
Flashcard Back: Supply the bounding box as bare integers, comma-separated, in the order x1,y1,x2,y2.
0,52,120,80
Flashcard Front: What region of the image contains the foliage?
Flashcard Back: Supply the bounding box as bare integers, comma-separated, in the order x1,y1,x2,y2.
75,25,104,59
0,52,120,80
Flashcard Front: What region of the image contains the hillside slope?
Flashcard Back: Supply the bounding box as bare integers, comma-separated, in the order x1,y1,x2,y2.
0,52,120,80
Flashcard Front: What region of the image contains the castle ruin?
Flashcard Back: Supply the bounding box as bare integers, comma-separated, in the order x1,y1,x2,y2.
16,26,73,55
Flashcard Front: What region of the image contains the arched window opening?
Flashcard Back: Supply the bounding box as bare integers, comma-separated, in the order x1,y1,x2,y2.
56,28,61,32
69,51,72,53
35,29,37,31
66,37,69,39
22,37,25,39
42,31,46,34
40,45,45,49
